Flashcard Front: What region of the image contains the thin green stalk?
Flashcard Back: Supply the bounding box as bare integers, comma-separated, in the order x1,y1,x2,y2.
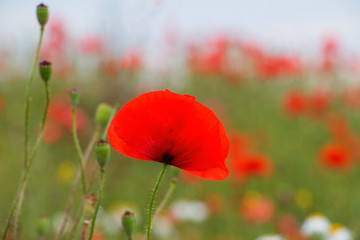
147,164,168,240
71,108,87,194
27,82,50,166
54,127,100,240
152,176,178,226
87,169,105,240
2,79,50,240
24,27,45,168
66,199,84,240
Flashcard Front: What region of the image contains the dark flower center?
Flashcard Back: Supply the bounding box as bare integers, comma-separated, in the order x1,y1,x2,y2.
162,152,174,165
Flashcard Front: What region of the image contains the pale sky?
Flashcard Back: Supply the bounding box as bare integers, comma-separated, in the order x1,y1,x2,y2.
0,0,359,56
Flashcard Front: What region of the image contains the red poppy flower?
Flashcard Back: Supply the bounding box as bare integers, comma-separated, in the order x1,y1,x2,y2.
308,88,331,116
108,90,229,180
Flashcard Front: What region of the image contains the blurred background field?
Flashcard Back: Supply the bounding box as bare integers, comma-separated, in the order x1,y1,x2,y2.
1,0,360,239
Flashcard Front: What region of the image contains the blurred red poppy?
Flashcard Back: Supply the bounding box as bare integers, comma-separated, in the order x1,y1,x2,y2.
231,152,272,181
48,101,89,133
42,119,63,145
276,214,307,240
320,36,338,72
108,90,229,180
320,142,352,170
79,35,104,55
283,90,308,116
308,88,331,116
240,193,274,224
120,49,143,71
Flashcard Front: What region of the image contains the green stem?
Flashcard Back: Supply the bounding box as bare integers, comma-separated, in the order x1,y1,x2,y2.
24,27,44,168
147,164,168,240
54,127,100,240
71,108,87,194
152,176,178,227
2,79,50,240
28,82,50,166
87,169,105,240
65,199,84,240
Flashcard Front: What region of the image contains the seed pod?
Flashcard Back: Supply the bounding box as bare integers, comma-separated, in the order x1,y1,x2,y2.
83,194,98,221
95,139,110,169
39,60,52,82
69,88,80,108
122,211,136,239
36,4,49,27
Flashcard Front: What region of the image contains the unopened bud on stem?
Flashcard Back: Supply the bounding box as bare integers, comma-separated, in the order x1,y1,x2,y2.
69,88,80,108
39,60,52,82
36,216,50,237
83,194,97,222
95,139,110,169
95,103,113,127
122,211,136,239
36,4,49,27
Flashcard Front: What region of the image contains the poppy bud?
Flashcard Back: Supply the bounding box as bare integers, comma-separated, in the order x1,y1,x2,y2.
39,60,52,82
122,211,136,239
95,139,110,169
95,103,113,127
69,88,80,109
36,4,49,27
83,194,97,222
36,216,50,237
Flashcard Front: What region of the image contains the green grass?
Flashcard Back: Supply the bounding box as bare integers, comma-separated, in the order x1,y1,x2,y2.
0,73,359,239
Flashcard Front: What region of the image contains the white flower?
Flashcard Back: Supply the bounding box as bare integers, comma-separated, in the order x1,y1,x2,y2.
326,223,353,240
256,234,284,240
153,214,177,239
170,199,209,222
301,212,331,237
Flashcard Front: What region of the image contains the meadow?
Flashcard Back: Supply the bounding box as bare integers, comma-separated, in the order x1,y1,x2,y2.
0,3,360,240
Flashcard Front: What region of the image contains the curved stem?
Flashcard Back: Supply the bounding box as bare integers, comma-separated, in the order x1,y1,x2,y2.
27,82,50,166
71,108,87,194
152,176,178,226
24,27,44,168
54,127,100,240
87,169,105,240
147,164,168,240
2,78,49,240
